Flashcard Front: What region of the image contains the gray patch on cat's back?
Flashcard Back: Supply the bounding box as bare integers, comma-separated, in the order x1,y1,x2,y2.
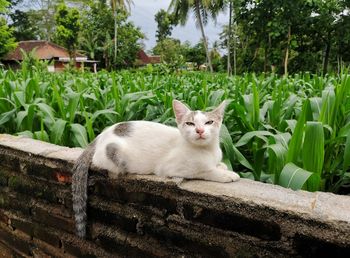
106,143,120,165
105,143,128,173
113,122,132,136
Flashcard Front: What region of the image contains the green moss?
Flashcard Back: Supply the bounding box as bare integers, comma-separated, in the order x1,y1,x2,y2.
0,174,8,186
0,193,8,207
8,176,20,189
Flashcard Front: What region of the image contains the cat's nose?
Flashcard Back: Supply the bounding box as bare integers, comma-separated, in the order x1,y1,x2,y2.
196,128,204,135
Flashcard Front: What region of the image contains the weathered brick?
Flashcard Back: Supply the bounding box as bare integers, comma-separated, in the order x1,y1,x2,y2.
31,205,75,234
93,180,177,214
0,150,21,172
88,198,138,233
183,203,281,241
0,190,32,215
10,218,34,237
0,241,17,258
7,173,70,206
26,162,71,184
0,170,8,187
32,238,69,258
0,210,9,224
34,226,61,248
294,233,350,258
142,222,229,258
0,224,32,256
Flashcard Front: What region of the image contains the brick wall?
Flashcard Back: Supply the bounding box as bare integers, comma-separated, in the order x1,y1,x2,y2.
0,134,350,257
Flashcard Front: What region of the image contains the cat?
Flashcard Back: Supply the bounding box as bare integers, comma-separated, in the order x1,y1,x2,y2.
72,100,240,238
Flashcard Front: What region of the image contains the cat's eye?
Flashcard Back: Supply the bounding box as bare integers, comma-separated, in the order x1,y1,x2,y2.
205,120,214,125
185,122,195,126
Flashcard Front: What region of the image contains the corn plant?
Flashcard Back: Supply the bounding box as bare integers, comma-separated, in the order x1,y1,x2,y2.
1,67,350,194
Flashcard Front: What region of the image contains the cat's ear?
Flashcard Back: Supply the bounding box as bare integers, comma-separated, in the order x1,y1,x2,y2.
173,100,191,122
212,100,229,120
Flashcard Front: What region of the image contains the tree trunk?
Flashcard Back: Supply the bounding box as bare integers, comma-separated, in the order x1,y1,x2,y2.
323,37,331,75
195,0,213,73
227,0,232,76
114,8,118,67
264,46,268,73
284,25,291,76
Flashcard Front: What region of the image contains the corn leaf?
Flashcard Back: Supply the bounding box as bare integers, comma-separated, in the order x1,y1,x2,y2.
220,125,253,172
343,131,350,172
71,123,88,147
286,100,312,164
50,119,67,145
279,163,313,190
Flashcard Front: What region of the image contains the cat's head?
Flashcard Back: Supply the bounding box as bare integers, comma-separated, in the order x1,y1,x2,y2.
173,100,227,147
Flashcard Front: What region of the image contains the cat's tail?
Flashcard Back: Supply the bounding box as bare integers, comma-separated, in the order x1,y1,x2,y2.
72,141,96,238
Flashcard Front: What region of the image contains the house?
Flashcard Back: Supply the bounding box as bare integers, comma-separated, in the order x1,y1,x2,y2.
135,50,161,66
1,40,98,72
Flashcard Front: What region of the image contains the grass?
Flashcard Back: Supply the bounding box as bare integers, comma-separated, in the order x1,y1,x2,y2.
0,67,349,194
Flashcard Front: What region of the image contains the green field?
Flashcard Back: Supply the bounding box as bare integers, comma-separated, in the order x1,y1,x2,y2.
1,68,349,194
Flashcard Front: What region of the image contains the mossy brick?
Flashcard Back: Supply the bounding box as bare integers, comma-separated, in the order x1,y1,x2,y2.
0,192,10,209
7,175,62,203
0,171,8,187
0,151,20,171
0,191,31,215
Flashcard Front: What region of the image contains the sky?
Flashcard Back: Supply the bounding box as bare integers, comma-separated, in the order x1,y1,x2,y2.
129,0,228,52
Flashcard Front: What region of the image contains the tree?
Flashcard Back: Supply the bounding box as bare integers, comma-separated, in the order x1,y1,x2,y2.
182,41,206,67
0,0,17,58
80,0,143,69
54,3,81,61
9,10,40,40
109,0,133,66
153,38,183,64
169,0,225,73
155,9,176,43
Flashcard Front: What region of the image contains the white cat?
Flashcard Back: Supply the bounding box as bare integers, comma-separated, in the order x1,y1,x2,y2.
72,100,240,238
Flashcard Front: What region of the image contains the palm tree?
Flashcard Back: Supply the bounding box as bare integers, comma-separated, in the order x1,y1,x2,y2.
169,0,225,73
109,0,133,65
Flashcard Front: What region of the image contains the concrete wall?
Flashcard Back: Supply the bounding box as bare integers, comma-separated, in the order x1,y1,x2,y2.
0,134,349,257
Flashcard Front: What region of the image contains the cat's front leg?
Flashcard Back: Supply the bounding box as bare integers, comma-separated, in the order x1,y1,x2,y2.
217,162,228,170
199,168,240,183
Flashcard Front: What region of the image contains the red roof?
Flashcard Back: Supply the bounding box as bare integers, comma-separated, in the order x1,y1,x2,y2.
136,50,161,65
3,40,85,61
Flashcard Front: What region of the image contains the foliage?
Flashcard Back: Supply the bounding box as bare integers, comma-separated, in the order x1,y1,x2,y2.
9,9,40,41
169,0,225,72
79,1,143,69
1,69,350,194
54,3,81,59
232,0,350,74
154,9,176,43
0,0,16,59
152,38,184,65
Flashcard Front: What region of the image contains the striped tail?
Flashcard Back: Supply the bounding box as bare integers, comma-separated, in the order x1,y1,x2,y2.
72,141,96,238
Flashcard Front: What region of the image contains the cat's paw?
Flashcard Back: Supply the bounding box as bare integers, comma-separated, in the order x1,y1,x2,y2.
220,170,240,182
